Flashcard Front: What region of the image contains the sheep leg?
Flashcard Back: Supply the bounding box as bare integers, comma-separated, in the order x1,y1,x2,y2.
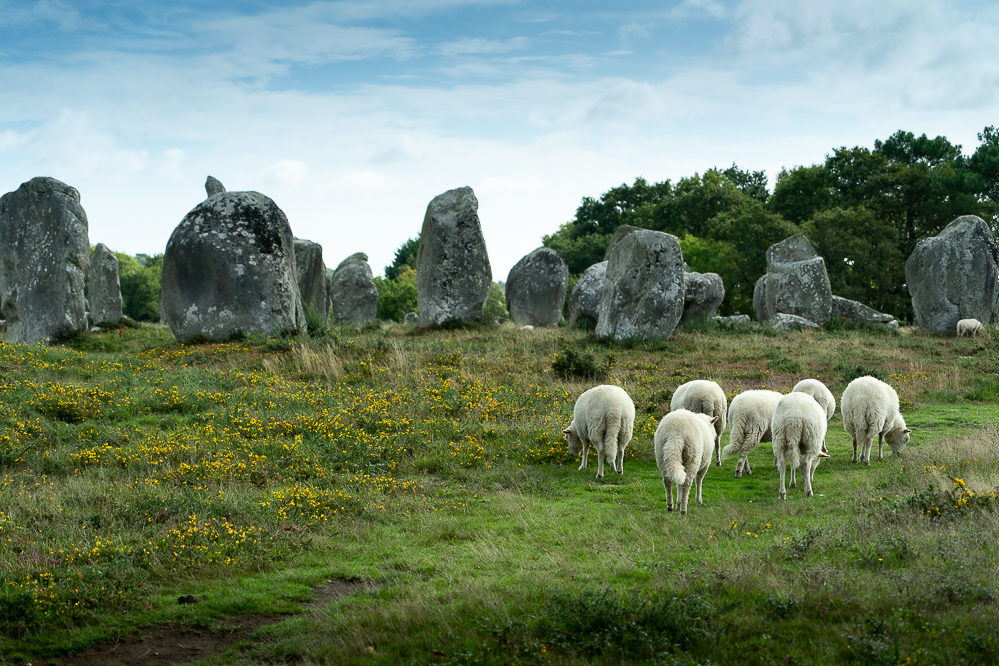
877,433,885,461
695,465,709,505
777,457,787,501
578,442,589,471
595,446,605,479
802,459,814,497
663,476,674,511
789,464,796,488
614,445,624,475
851,437,859,463
735,453,746,478
679,479,693,515
714,434,722,466
862,435,874,465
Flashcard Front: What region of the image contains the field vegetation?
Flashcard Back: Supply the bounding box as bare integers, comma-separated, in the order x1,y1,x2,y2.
1,321,997,664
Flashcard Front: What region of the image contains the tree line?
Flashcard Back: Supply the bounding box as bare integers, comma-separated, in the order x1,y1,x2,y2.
541,128,999,321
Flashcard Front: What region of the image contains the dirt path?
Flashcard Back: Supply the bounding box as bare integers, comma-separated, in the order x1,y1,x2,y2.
57,579,368,665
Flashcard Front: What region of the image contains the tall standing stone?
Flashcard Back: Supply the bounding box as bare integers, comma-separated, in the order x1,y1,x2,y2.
0,177,90,343
595,229,686,341
756,234,832,326
905,215,999,332
293,238,328,322
160,191,305,342
416,187,491,327
88,243,123,325
568,261,607,328
329,252,378,325
505,247,568,327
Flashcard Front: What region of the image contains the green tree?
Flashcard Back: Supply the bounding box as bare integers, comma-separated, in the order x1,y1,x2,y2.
116,252,162,321
374,266,417,321
721,163,769,203
384,236,419,280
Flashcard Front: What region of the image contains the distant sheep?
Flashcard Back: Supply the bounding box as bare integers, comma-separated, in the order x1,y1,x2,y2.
841,376,911,464
771,392,827,501
670,379,727,466
792,378,835,454
720,389,783,478
654,408,717,514
562,384,635,479
956,318,984,338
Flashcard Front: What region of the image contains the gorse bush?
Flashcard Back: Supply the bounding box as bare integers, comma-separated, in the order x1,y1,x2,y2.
551,345,614,380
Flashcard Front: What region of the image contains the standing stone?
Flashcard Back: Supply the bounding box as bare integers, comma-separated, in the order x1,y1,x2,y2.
505,247,568,327
0,177,90,343
568,261,607,328
205,176,226,198
329,252,378,325
603,224,644,259
416,187,492,327
88,243,123,325
905,215,999,333
293,238,328,322
680,270,725,325
160,191,305,342
595,229,686,342
756,234,832,326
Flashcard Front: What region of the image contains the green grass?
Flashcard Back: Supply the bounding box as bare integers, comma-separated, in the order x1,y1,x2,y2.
1,322,998,664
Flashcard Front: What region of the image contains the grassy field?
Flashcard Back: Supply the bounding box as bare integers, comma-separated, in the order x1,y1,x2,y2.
1,320,997,665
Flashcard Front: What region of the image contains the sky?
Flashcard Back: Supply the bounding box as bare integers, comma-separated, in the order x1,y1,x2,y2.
2,0,999,280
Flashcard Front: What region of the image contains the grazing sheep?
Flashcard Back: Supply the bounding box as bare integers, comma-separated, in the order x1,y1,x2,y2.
654,408,717,514
562,384,635,479
771,392,827,501
792,378,835,454
720,389,783,478
670,379,727,466
956,318,985,338
841,376,911,464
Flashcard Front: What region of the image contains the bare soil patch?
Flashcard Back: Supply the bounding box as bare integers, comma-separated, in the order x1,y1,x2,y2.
57,579,368,665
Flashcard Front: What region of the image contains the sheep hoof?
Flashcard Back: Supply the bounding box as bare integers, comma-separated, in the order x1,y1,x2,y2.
734,471,742,479
680,510,687,516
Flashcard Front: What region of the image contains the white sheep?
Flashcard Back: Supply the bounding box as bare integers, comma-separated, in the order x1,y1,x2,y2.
791,378,835,454
670,379,728,466
840,375,911,464
720,389,783,478
562,384,635,479
956,318,985,338
771,392,827,501
654,408,717,514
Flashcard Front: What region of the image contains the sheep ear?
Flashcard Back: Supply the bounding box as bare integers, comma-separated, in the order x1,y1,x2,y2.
903,428,911,434
709,416,718,424
562,426,571,435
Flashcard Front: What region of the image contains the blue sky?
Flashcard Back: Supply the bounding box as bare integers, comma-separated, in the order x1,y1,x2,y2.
2,0,999,279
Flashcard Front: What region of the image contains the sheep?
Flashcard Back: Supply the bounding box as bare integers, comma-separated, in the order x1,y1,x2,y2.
956,318,985,338
840,375,911,464
654,408,717,514
562,384,635,479
669,379,727,466
771,392,827,501
720,389,783,478
791,378,836,455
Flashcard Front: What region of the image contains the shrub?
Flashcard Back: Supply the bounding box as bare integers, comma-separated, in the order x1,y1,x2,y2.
552,345,613,381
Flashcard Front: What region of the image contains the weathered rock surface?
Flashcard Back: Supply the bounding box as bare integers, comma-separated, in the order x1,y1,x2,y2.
416,187,492,327
403,311,418,326
160,191,305,342
595,229,686,341
714,314,751,328
329,252,378,325
88,243,123,325
831,295,898,329
603,224,644,259
770,313,820,331
0,177,90,343
905,215,999,333
205,176,226,198
755,234,832,325
293,238,328,322
568,261,607,328
680,270,725,325
505,247,568,327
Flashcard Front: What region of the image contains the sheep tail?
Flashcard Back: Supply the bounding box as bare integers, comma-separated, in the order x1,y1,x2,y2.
720,440,738,461
774,418,802,471
662,437,687,485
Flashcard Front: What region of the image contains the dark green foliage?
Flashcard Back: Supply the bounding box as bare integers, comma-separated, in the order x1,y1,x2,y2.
116,252,162,322
374,266,417,321
551,345,613,380
384,236,419,280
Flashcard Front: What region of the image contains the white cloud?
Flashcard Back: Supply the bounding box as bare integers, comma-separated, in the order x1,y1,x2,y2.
437,36,530,57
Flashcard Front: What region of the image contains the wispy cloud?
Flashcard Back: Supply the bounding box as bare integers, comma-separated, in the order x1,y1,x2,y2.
437,36,530,57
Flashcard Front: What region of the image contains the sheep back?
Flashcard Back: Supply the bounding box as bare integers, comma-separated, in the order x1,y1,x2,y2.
771,392,827,469
792,378,835,421
570,384,635,450
722,389,783,457
654,408,715,485
841,375,899,439
670,379,727,436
